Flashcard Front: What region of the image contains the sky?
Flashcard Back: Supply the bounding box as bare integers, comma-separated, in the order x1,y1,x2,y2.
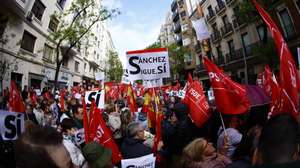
102,0,173,65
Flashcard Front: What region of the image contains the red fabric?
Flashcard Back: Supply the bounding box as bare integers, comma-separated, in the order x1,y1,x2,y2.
127,84,138,113
263,66,298,119
105,82,119,101
82,98,90,143
89,106,122,164
172,82,181,91
9,81,25,113
203,57,250,115
253,0,299,117
59,89,65,112
182,80,211,127
29,91,38,106
43,91,51,101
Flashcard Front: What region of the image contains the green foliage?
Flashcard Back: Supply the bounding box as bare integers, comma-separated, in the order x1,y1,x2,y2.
106,51,123,82
167,43,189,79
145,42,162,49
48,0,120,88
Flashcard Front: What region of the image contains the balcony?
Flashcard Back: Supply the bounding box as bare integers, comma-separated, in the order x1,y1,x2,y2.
232,16,246,30
225,0,236,6
226,48,244,63
206,10,216,22
172,10,180,22
211,30,221,43
171,0,178,12
215,2,226,15
195,42,202,53
221,23,233,37
174,21,181,34
284,23,297,41
175,34,183,45
216,55,225,65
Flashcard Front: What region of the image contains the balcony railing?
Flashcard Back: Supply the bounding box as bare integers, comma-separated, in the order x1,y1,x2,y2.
171,0,178,12
174,21,181,33
216,55,225,65
284,23,297,40
215,2,226,14
226,48,244,63
232,16,246,29
211,30,221,43
206,10,216,22
172,10,180,22
225,0,236,6
221,23,233,36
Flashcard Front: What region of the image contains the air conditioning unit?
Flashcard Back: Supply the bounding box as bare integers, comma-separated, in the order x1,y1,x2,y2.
26,11,34,21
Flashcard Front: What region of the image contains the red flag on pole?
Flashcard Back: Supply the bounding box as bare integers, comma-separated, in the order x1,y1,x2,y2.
82,97,90,143
126,84,138,113
253,0,299,117
59,89,65,112
203,57,250,115
89,105,122,164
9,81,25,113
182,80,211,127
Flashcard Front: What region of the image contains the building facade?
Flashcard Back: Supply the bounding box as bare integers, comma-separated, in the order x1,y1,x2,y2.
0,0,114,90
170,0,201,75
186,0,300,86
158,11,175,47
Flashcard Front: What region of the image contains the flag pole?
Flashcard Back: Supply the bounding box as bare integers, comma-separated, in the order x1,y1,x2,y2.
219,112,227,137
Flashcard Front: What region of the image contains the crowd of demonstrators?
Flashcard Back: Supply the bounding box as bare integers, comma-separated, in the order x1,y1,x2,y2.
1,81,300,168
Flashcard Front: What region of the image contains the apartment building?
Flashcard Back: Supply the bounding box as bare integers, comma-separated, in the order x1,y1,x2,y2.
194,0,300,85
171,0,200,75
0,0,114,90
158,11,175,47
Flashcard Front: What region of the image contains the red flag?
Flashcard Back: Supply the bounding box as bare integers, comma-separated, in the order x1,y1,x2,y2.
9,81,25,113
182,80,211,127
263,66,298,119
126,84,138,113
82,97,90,143
59,89,65,112
89,106,122,164
172,82,181,91
29,90,38,106
253,0,299,117
43,90,51,101
203,57,250,115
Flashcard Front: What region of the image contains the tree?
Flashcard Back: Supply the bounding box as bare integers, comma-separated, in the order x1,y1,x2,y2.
106,50,123,82
167,43,189,80
49,0,119,90
145,42,161,49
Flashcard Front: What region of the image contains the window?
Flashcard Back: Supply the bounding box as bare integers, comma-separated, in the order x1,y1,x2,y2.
216,46,222,57
241,33,251,56
97,54,99,60
294,0,300,13
20,31,36,53
43,44,53,62
84,63,86,70
31,0,46,21
222,15,229,25
256,24,267,42
180,11,186,18
278,8,296,39
227,40,235,56
75,61,79,72
48,17,59,32
62,59,68,68
0,14,8,38
57,0,67,9
208,6,213,15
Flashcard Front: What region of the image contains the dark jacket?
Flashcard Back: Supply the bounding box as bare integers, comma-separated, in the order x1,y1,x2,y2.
121,137,152,159
249,160,300,168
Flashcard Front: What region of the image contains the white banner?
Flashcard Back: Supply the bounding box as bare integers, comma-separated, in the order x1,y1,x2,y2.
75,128,85,146
143,78,163,88
0,110,25,140
121,154,155,168
126,48,170,81
84,90,105,109
95,72,105,81
191,18,210,41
